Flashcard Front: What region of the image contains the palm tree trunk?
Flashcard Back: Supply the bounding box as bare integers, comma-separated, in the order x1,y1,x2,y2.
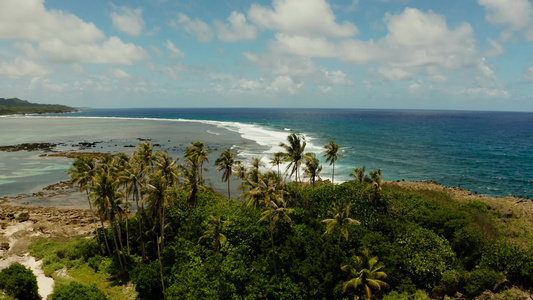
157,235,166,300
86,193,104,255
135,192,146,260
269,215,277,276
100,216,112,257
227,179,231,199
110,217,125,272
332,162,335,184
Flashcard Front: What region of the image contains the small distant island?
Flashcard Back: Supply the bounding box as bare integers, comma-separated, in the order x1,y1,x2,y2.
0,98,77,115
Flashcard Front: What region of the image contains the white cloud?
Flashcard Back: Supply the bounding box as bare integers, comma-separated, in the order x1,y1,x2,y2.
408,80,424,93
243,52,318,77
38,37,148,65
0,58,49,79
111,68,132,79
171,13,213,42
320,68,354,85
485,38,504,57
524,66,533,80
0,0,105,43
478,0,533,41
111,7,145,37
378,67,413,81
268,75,303,94
215,11,257,42
29,77,67,92
248,0,358,38
165,40,185,59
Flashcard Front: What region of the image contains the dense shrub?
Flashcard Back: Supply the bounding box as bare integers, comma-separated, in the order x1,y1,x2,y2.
0,263,39,300
50,281,109,300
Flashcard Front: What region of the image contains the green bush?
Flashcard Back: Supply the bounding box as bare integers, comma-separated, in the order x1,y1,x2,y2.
383,290,430,300
50,281,109,300
463,268,505,296
0,263,39,300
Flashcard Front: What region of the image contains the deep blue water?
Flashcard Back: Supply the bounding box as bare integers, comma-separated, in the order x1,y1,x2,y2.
68,108,533,198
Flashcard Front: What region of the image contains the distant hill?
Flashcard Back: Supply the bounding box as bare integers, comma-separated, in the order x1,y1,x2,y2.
0,98,77,115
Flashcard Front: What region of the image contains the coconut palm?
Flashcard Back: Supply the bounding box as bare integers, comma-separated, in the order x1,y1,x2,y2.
280,133,306,206
351,166,367,183
323,141,344,184
241,171,287,209
184,141,211,182
215,149,237,198
88,166,125,271
136,142,155,171
303,153,322,187
270,152,285,178
68,156,104,254
341,249,389,299
280,133,306,184
259,198,294,276
322,201,361,251
368,169,382,203
233,161,247,186
120,157,146,259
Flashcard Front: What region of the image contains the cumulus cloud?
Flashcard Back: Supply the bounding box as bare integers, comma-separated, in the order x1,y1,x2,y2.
0,0,104,42
111,7,145,37
37,37,148,65
111,68,132,79
478,0,533,41
0,58,49,79
215,11,257,42
243,52,318,77
320,68,354,85
171,13,213,42
165,40,185,59
485,38,505,57
248,0,358,38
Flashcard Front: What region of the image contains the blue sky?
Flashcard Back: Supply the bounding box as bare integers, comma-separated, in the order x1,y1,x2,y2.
1,0,533,111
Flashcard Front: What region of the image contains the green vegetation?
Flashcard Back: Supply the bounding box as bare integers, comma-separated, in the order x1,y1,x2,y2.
21,136,533,299
0,263,39,300
0,97,77,115
50,281,109,300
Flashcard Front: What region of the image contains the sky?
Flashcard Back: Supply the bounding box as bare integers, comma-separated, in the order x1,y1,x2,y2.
1,0,533,111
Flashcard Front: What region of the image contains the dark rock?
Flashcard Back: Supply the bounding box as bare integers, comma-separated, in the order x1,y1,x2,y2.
15,212,30,222
0,242,9,250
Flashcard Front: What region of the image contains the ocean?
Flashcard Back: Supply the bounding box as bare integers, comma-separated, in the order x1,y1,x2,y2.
1,108,532,201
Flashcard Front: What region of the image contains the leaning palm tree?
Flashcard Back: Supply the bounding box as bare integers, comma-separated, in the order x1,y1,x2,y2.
303,153,322,212
341,249,389,300
270,152,285,178
323,141,344,184
233,161,247,186
259,198,294,276
322,201,361,251
351,166,367,183
214,149,237,199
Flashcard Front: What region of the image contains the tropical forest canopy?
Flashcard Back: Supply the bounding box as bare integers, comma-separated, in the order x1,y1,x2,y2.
0,98,77,115
14,134,533,300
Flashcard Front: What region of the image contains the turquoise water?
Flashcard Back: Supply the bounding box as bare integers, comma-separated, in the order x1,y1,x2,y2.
64,108,533,198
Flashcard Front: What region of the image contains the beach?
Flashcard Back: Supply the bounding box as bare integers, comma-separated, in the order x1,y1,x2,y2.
0,116,257,205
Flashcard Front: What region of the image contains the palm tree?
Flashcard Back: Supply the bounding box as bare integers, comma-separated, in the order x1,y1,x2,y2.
351,166,367,183
184,141,211,182
88,166,125,272
199,215,231,296
323,141,344,184
214,149,237,199
259,198,294,276
68,155,104,254
136,142,155,171
322,201,361,251
341,249,389,300
303,153,322,212
121,157,147,259
280,133,306,184
241,171,287,210
270,152,285,178
368,169,382,203
233,161,247,186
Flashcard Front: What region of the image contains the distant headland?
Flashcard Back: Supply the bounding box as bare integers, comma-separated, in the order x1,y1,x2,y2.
0,98,77,115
